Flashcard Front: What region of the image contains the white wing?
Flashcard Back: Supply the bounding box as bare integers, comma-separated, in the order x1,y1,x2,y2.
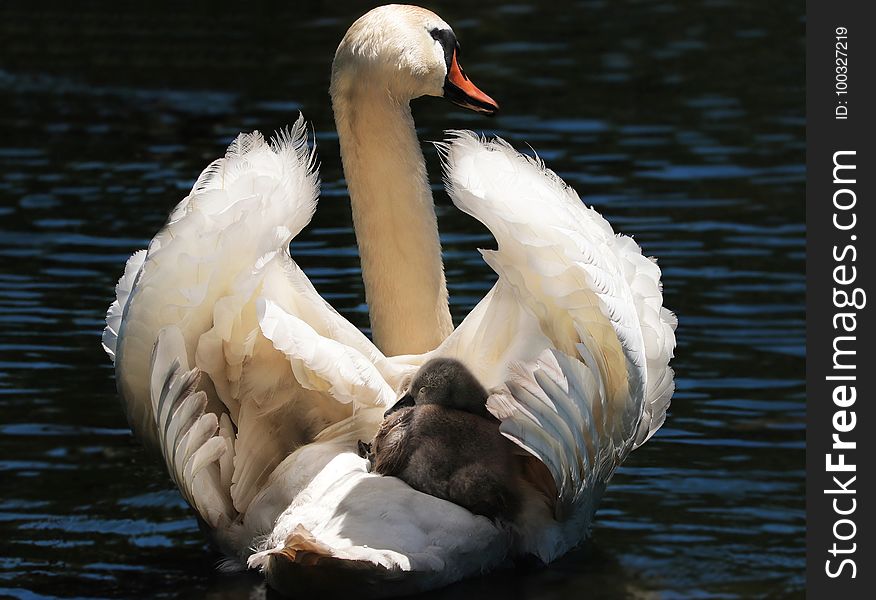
103,117,392,539
102,118,497,580
435,132,676,553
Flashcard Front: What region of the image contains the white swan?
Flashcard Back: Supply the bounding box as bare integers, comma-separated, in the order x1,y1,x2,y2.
102,5,676,597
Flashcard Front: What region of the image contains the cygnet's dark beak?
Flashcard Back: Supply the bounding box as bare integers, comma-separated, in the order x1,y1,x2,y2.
384,392,415,418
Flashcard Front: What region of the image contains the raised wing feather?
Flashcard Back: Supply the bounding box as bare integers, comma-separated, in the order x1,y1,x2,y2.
437,131,676,529
102,249,146,362
149,326,236,531
258,298,398,408
103,116,388,523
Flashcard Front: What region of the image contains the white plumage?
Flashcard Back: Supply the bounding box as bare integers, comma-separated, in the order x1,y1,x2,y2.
102,5,675,597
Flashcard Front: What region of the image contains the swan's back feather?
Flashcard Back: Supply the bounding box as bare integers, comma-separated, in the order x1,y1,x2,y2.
246,444,510,594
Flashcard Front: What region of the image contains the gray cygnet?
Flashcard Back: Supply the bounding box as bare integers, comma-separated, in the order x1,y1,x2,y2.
361,358,520,521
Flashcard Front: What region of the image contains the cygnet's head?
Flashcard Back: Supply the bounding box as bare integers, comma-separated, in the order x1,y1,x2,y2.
387,357,491,418
331,4,498,114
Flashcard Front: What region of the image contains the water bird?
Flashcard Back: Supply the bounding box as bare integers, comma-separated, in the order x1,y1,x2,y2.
365,358,520,521
102,4,676,596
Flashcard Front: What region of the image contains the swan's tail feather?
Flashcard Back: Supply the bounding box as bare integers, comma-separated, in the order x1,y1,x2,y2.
149,326,237,529
247,525,419,598
248,524,336,569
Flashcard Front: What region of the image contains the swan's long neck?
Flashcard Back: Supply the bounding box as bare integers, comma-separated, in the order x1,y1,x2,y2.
331,83,453,356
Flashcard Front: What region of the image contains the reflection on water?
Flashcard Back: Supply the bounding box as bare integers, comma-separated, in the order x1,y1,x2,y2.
0,1,803,598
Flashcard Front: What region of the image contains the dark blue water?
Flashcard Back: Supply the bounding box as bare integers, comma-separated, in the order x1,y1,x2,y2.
0,1,804,598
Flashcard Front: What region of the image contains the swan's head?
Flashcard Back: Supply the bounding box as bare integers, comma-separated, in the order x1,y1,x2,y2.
331,5,498,115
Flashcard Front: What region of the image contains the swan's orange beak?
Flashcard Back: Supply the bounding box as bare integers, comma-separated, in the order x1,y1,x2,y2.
444,48,499,116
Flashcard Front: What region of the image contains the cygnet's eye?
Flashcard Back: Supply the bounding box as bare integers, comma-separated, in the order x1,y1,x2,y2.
418,386,427,397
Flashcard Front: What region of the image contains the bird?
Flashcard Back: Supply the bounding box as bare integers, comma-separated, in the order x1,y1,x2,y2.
101,4,676,598
364,358,520,522
366,404,521,523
